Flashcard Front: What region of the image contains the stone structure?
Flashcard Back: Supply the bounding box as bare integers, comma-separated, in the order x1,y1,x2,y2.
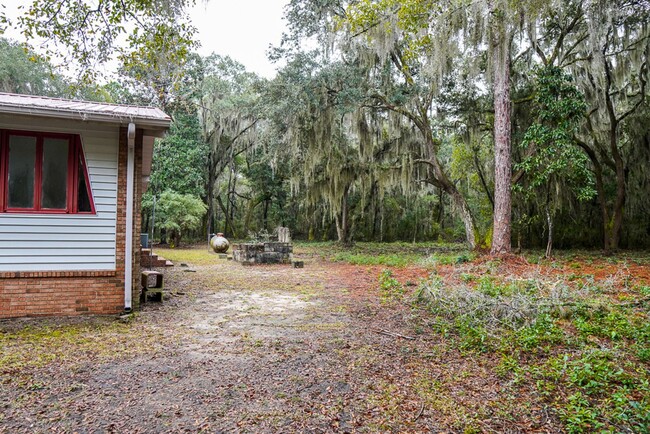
232,242,293,265
233,227,294,265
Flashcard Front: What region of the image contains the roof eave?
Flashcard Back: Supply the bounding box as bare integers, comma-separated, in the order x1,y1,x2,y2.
0,105,172,129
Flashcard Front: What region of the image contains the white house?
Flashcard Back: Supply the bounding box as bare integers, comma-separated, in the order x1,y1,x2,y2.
0,92,170,318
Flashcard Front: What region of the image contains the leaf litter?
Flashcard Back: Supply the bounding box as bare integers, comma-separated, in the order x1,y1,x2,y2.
1,247,648,433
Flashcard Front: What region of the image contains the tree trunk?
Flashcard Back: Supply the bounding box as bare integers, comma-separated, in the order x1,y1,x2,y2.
229,169,238,235
490,12,512,255
601,169,626,252
335,215,343,243
448,187,477,249
263,198,270,230
142,213,150,236
244,195,264,234
600,53,630,251
422,149,477,249
438,190,444,230
224,166,234,235
473,148,494,209
545,206,553,259
592,158,611,251
372,195,381,241
608,125,627,251
335,185,352,244
207,149,217,236
380,206,384,242
216,195,237,239
412,200,418,244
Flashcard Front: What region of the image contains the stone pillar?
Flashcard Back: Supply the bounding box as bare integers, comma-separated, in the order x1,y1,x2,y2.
278,227,291,243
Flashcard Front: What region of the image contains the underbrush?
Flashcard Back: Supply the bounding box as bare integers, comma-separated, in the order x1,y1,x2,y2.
295,241,467,265
412,275,650,433
333,252,421,267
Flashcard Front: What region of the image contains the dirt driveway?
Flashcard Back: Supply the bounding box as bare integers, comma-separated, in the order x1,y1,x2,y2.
0,254,439,433
1,250,575,433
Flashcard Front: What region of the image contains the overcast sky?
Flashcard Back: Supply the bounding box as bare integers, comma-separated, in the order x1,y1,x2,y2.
2,0,289,79
189,0,289,78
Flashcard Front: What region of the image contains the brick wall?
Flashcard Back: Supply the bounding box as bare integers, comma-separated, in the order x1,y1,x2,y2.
0,128,145,318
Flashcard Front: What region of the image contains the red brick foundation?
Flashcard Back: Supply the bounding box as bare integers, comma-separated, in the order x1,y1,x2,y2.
0,128,144,319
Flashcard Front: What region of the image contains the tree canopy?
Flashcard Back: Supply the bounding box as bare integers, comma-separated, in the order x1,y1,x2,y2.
3,0,649,251
1,0,197,85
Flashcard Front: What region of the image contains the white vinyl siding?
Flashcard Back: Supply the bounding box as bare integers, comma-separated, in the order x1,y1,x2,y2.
0,115,119,272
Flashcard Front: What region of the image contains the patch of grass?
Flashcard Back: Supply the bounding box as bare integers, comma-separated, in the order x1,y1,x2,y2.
333,252,420,267
420,251,475,267
155,246,218,266
538,349,650,434
573,310,636,341
568,350,632,393
0,319,168,374
294,241,467,263
559,392,605,433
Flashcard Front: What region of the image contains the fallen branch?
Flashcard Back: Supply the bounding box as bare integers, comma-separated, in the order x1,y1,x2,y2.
414,402,425,422
373,328,416,340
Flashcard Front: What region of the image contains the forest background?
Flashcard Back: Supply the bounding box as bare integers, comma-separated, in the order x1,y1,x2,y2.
0,0,648,254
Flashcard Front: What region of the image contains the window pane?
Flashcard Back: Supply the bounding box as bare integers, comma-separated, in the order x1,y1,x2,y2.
41,138,69,209
7,135,36,208
77,156,92,212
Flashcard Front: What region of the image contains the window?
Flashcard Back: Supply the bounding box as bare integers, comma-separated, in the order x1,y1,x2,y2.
0,130,95,214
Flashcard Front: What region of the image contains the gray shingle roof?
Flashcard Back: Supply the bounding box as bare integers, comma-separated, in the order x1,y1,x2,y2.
0,92,171,128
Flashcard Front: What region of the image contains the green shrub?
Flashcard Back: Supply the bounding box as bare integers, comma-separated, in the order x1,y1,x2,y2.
155,190,207,247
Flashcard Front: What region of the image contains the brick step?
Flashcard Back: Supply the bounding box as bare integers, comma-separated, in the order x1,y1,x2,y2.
140,249,173,267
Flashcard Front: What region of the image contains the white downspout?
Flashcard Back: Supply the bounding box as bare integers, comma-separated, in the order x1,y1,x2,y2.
124,123,136,312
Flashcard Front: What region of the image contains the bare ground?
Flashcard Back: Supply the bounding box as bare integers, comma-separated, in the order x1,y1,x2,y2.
4,248,637,433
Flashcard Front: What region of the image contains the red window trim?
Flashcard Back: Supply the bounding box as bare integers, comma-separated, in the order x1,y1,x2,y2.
73,135,97,215
0,129,96,215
